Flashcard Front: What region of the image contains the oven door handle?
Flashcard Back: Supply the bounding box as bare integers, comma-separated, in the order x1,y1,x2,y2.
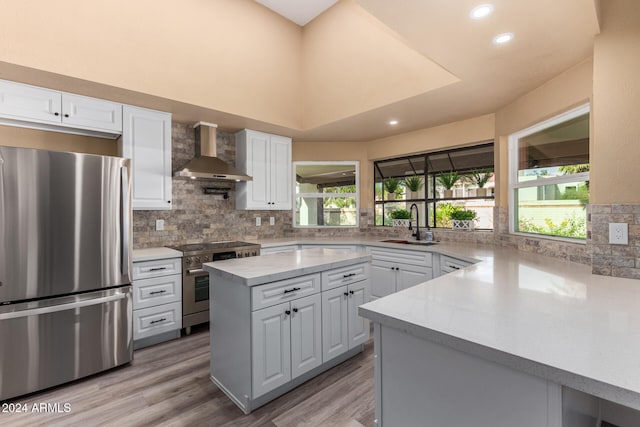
186,268,207,275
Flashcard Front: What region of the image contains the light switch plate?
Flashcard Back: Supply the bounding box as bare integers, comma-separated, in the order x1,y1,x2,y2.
155,219,165,231
256,217,261,226
609,223,628,245
270,217,275,225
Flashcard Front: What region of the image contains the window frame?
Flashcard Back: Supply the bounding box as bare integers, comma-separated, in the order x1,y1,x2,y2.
508,103,590,241
292,160,360,228
373,142,495,229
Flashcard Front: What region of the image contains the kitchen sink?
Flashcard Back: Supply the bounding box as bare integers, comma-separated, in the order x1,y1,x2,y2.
381,239,438,246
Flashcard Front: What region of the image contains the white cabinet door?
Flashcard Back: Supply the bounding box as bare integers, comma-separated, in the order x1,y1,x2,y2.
370,260,397,298
121,105,172,210
245,131,270,209
252,302,291,398
290,294,322,379
62,93,122,133
270,134,292,209
236,129,291,210
321,286,349,363
0,80,61,124
397,263,432,292
347,280,370,349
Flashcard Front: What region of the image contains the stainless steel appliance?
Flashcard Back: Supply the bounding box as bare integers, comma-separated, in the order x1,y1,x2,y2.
168,241,259,334
0,146,133,401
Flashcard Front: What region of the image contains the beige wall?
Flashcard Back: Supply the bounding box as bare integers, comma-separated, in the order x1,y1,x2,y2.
591,0,640,204
293,114,495,209
0,126,117,156
0,0,303,129
494,58,593,206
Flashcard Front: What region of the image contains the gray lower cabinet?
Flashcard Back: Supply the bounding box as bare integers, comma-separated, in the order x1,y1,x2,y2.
132,257,182,349
210,261,370,414
252,292,322,397
321,280,370,363
367,247,433,299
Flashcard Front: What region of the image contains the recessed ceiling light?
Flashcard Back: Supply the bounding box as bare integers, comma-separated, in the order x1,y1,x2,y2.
470,4,493,20
493,32,514,45
389,120,399,125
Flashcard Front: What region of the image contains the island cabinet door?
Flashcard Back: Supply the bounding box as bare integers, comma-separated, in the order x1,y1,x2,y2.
370,260,397,298
396,262,433,292
322,286,349,363
347,280,370,349
252,302,291,398
290,293,322,379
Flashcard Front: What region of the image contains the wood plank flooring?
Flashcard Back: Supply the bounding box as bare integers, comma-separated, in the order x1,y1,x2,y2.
1,325,374,427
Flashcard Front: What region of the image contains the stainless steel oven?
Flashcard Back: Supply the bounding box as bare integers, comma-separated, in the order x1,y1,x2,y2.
168,242,260,334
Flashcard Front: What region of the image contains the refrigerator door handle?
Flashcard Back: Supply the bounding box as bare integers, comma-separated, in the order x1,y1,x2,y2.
121,165,131,280
0,292,127,320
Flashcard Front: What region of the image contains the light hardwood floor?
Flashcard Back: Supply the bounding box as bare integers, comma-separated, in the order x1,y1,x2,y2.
2,325,375,427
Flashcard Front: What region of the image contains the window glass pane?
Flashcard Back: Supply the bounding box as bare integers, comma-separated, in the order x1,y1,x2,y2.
515,181,588,239
294,162,358,228
295,196,357,226
435,200,495,229
518,113,589,182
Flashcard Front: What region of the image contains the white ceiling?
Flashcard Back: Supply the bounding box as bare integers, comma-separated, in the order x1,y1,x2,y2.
254,0,338,26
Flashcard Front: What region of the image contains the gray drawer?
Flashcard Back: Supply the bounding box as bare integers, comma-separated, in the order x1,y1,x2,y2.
321,262,370,291
132,257,181,280
251,273,321,311
133,274,182,310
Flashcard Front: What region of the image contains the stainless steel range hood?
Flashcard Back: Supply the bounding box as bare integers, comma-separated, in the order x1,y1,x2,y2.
175,122,252,181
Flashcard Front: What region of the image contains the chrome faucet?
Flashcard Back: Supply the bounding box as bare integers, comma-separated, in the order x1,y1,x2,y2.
409,203,421,241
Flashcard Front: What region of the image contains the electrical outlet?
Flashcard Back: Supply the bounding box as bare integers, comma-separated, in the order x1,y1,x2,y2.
269,217,275,225
155,219,165,231
609,223,628,245
255,217,261,226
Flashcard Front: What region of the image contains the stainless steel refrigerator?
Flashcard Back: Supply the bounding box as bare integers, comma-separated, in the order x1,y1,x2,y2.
0,146,133,401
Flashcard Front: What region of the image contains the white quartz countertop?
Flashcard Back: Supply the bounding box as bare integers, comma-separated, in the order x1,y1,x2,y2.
203,247,372,286
132,247,182,262
352,244,640,411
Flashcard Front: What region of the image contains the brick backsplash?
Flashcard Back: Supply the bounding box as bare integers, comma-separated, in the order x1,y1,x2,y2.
133,123,293,248
133,123,637,280
589,204,640,279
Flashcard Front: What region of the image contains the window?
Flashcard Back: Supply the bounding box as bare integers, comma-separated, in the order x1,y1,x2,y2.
509,104,590,240
294,161,359,227
374,143,494,229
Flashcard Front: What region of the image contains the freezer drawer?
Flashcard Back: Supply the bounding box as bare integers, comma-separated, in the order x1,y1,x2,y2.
0,286,133,401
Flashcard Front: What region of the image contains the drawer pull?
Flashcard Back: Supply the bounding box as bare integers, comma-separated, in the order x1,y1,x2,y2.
149,267,167,272
149,290,167,295
448,265,460,270
150,317,167,325
343,273,356,278
283,287,301,294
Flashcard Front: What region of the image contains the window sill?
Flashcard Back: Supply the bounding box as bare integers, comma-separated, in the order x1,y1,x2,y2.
508,231,587,245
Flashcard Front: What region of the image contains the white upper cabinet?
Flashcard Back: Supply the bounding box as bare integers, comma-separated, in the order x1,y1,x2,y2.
62,93,122,133
236,129,292,210
121,105,172,210
0,79,122,135
0,80,61,124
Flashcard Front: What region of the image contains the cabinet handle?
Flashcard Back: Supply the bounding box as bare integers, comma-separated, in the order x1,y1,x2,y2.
283,287,301,294
167,200,171,204
349,290,354,295
343,273,356,278
284,310,291,316
293,308,298,313
395,267,400,271
54,112,60,116
150,317,167,325
149,267,167,272
64,113,69,118
149,290,167,295
449,265,460,270
344,292,349,297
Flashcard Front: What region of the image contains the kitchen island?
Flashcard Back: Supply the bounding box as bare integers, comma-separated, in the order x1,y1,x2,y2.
203,248,372,414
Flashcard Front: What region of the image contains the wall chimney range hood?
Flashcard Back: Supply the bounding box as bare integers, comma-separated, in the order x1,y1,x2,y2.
175,122,252,181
